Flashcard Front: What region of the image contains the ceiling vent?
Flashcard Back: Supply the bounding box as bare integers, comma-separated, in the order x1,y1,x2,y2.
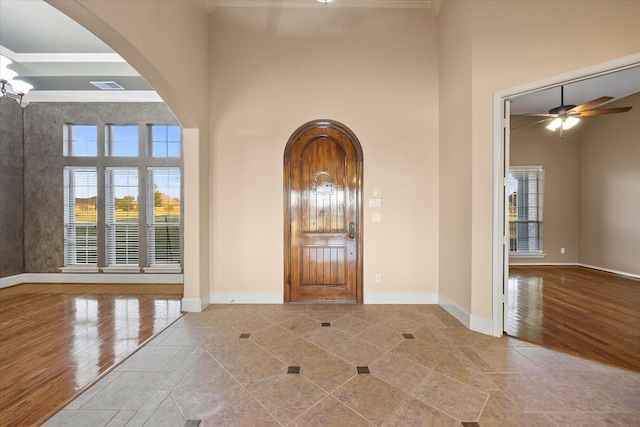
90,81,125,90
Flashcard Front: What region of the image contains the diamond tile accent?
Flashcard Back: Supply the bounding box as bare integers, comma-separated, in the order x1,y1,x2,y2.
239,333,251,339
357,366,370,374
183,421,202,427
321,322,331,327
288,366,301,374
403,333,415,339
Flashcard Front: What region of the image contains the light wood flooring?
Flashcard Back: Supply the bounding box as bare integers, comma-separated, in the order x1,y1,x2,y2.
507,265,640,373
0,283,183,427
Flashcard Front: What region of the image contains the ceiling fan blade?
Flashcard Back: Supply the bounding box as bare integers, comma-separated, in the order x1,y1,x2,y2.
576,107,632,116
516,113,556,117
568,96,614,114
511,117,552,130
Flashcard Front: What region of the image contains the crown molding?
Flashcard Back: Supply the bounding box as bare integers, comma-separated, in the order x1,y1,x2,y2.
22,90,163,105
205,0,440,10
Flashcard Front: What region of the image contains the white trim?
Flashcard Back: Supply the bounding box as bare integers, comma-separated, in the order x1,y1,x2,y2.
364,292,438,304
102,266,141,274
0,274,24,289
437,294,470,328
0,273,183,286
579,264,640,279
509,262,640,280
22,91,163,104
509,253,546,259
60,266,100,273
209,291,283,304
470,314,494,336
493,53,640,339
143,267,182,274
207,1,437,9
181,297,207,312
0,47,125,63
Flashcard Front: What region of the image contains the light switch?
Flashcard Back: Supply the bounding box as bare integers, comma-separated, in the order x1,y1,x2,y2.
373,188,381,198
369,198,381,208
372,213,382,222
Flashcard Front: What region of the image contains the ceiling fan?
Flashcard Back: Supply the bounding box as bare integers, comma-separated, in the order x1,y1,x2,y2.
514,85,633,137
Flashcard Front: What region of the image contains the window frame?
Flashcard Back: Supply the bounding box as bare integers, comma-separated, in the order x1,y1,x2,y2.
508,165,545,258
104,167,140,270
62,167,99,272
146,167,182,271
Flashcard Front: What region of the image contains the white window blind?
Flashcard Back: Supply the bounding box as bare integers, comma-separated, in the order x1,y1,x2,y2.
147,168,181,265
105,168,139,266
63,168,98,265
508,166,544,254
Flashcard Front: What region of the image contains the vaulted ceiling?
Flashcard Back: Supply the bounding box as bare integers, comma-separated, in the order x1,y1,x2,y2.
1,0,637,109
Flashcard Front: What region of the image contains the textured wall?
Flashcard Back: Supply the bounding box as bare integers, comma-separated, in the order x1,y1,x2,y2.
22,102,178,273
0,100,24,278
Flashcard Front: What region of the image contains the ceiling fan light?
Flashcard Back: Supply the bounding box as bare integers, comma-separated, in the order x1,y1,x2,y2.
562,116,579,130
546,118,562,131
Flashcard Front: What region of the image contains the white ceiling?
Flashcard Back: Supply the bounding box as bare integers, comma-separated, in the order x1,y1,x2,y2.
1,0,638,109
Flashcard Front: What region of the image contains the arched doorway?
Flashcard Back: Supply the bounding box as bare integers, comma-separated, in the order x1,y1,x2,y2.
283,120,363,303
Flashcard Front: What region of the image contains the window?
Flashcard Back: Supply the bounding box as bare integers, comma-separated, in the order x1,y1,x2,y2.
151,125,181,157
105,168,139,267
106,125,138,157
147,168,181,265
62,122,182,272
64,125,97,156
508,166,544,255
63,168,98,267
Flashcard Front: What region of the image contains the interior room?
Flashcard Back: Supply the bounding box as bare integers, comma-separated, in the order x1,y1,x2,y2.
1,0,639,425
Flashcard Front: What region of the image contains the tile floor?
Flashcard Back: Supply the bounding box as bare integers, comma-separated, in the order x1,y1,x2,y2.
44,304,640,426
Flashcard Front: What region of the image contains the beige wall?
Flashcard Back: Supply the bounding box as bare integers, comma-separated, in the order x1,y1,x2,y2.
439,0,640,320
510,117,581,264
579,93,640,275
209,8,440,297
438,0,473,312
41,0,640,321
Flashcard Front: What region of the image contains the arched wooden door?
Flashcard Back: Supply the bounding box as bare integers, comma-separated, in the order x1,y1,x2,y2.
284,120,363,303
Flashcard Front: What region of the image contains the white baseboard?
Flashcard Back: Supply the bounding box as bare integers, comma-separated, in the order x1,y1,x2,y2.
509,262,640,279
181,297,208,312
209,291,283,304
470,314,494,336
578,264,640,279
437,294,470,328
0,273,183,289
0,274,24,289
364,292,438,304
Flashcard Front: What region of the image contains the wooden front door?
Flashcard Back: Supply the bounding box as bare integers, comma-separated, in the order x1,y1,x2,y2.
284,120,363,303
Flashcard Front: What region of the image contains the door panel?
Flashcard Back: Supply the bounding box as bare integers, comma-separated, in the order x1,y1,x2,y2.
284,121,362,303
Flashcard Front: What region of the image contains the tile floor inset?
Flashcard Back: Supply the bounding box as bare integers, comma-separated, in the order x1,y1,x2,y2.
42,303,640,427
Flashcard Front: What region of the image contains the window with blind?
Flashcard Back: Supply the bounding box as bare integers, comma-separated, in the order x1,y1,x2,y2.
105,168,139,266
508,166,544,255
147,168,181,265
63,168,98,266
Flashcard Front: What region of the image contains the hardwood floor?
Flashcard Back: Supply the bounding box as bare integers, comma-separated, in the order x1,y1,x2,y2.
507,266,640,372
0,283,183,427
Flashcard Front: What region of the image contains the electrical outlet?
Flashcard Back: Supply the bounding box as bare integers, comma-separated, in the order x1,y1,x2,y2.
375,273,381,283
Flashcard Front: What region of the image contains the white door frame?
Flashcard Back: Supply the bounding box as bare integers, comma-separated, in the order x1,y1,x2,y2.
491,53,640,337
